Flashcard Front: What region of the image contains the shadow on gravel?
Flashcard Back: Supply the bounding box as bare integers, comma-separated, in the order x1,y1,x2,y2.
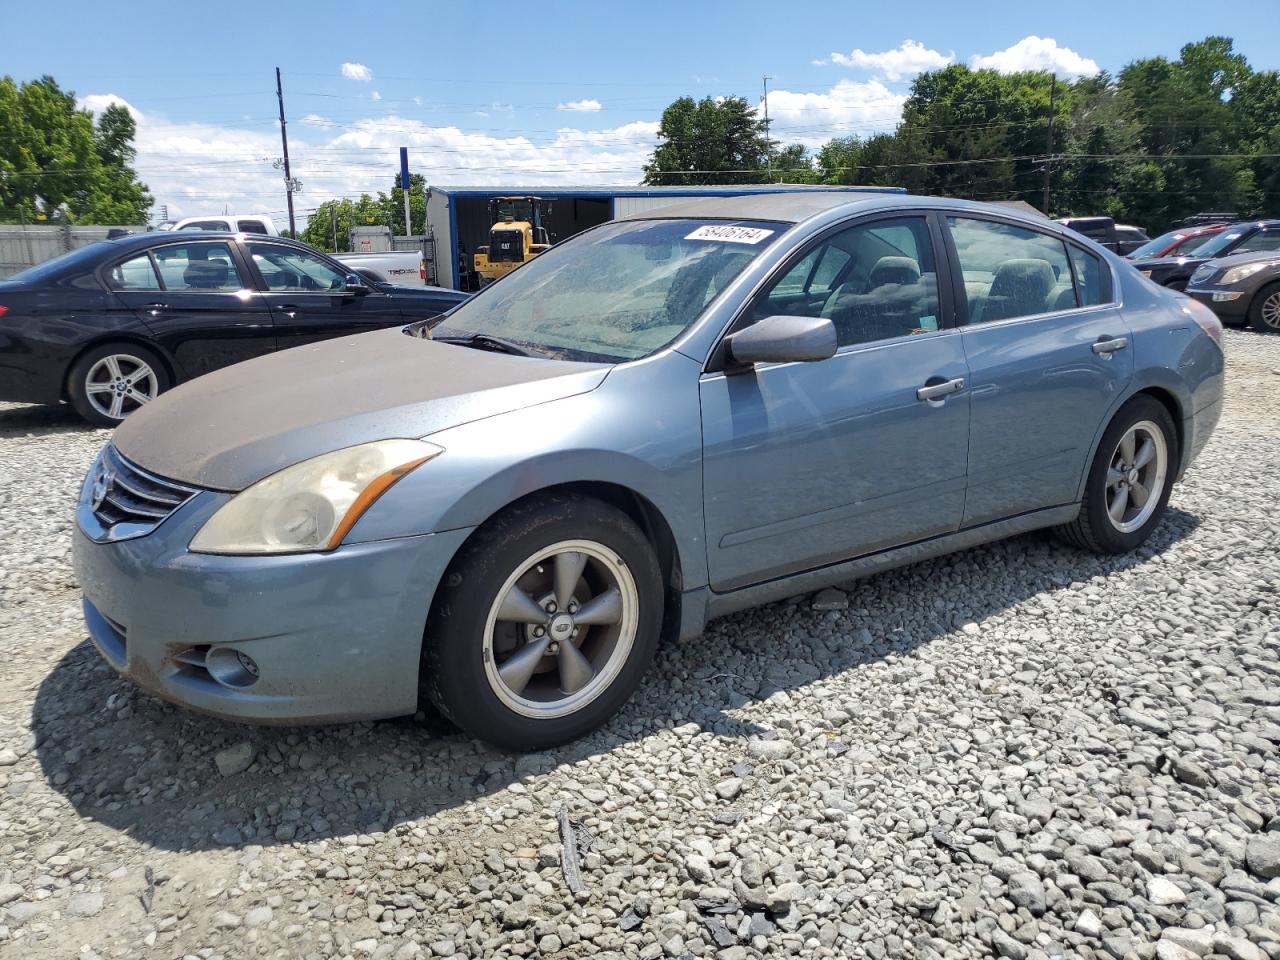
30,507,1201,853
0,401,97,435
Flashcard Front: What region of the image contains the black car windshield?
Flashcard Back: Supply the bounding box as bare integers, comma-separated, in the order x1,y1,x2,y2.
9,241,112,282
434,218,786,361
1192,229,1248,258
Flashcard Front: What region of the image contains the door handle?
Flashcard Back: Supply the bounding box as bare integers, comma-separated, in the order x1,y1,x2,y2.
143,302,167,317
1092,336,1128,356
916,377,966,402
275,304,298,318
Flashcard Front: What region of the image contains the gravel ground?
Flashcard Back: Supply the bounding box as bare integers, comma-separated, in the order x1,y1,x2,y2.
0,330,1278,960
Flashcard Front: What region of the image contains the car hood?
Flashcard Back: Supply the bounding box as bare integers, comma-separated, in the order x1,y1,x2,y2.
1138,255,1205,271
1202,250,1280,270
112,326,609,491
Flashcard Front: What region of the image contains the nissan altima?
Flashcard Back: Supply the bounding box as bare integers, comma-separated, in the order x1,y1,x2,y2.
72,194,1225,749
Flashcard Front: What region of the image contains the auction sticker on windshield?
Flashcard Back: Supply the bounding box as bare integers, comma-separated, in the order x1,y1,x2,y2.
684,225,775,244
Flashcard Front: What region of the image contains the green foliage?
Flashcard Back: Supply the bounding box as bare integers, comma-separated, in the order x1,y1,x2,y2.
299,174,427,252
0,75,151,224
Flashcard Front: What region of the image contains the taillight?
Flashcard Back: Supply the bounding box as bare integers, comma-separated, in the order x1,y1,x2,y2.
1184,301,1223,349
0,305,8,319
419,260,425,282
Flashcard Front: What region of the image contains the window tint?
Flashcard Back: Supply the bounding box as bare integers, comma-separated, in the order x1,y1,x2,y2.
109,253,161,290
249,243,347,292
1235,230,1280,253
752,216,941,347
152,242,245,291
237,219,270,235
178,220,229,231
948,217,1076,322
1068,245,1106,307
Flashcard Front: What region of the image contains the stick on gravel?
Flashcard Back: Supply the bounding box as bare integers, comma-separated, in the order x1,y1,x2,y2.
558,803,586,895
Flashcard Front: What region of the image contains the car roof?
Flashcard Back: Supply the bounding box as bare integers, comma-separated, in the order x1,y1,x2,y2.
617,192,1061,230
102,231,303,252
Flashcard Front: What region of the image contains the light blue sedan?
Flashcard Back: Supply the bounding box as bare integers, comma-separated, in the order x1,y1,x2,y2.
73,194,1225,749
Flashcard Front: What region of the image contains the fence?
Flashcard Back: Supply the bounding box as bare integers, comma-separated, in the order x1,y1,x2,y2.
0,224,147,279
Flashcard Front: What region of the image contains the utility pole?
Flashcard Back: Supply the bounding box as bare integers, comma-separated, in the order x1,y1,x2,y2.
330,206,338,252
762,74,774,183
276,67,296,236
1042,74,1057,215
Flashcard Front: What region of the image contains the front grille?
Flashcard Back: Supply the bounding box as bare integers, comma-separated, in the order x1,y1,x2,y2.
90,443,198,535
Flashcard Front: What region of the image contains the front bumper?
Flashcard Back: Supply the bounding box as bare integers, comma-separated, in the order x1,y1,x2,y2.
1186,287,1249,322
73,491,472,724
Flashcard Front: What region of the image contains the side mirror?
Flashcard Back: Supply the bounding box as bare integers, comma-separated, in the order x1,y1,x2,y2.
344,273,371,295
726,314,837,366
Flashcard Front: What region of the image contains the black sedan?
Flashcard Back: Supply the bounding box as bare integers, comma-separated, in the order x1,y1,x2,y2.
1185,250,1280,333
0,233,467,425
1134,219,1280,291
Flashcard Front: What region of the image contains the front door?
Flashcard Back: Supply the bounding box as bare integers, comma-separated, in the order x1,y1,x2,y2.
244,241,405,348
943,215,1134,525
700,214,971,592
107,240,276,378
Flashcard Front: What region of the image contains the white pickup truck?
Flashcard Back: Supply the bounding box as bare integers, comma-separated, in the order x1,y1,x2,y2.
332,250,428,286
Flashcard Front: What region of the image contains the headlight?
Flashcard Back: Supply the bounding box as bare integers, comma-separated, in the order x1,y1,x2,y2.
1221,261,1271,285
1139,269,1153,278
1189,265,1215,284
190,439,442,555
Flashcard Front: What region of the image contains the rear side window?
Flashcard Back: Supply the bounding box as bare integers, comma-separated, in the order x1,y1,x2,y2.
948,217,1076,323
178,220,229,231
1068,246,1107,307
152,242,246,291
109,253,162,290
237,219,270,235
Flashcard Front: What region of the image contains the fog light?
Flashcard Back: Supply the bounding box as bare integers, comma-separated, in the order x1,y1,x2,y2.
1212,292,1243,302
205,646,260,688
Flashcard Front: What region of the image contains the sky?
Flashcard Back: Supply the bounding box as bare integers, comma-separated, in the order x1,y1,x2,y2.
4,0,1278,226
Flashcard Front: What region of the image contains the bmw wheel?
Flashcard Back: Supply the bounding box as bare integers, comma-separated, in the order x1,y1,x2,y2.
1055,395,1177,554
423,492,663,750
68,342,169,427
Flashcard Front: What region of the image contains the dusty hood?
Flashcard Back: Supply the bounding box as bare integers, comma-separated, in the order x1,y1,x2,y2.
113,327,608,490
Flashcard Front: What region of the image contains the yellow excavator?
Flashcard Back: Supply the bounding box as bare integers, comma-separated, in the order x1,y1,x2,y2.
473,196,552,286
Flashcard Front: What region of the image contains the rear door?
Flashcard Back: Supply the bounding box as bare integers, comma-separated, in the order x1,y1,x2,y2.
106,239,276,378
244,241,406,347
943,215,1133,526
700,212,971,591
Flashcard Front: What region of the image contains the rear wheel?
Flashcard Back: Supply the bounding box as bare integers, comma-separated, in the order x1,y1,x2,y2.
1055,396,1177,554
1249,282,1280,334
423,492,663,750
67,342,169,427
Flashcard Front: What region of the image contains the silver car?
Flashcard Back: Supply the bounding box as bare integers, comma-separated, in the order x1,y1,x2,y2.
73,194,1225,749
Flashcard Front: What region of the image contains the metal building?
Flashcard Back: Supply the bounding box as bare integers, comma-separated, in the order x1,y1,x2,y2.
424,184,903,291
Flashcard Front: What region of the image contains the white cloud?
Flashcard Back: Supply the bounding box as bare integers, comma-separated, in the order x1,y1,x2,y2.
763,79,908,148
557,98,603,113
341,62,373,82
971,36,1099,77
820,40,954,81
370,90,382,102
78,93,661,225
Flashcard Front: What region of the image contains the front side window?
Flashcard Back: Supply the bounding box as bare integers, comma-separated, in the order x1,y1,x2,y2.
751,216,941,347
948,217,1076,323
249,244,347,292
109,253,161,290
433,219,785,361
152,242,245,291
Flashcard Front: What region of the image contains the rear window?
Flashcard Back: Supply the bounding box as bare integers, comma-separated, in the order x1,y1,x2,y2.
9,242,112,283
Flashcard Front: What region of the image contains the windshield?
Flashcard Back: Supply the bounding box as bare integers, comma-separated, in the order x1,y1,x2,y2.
1127,230,1186,260
1192,229,1247,258
435,218,785,361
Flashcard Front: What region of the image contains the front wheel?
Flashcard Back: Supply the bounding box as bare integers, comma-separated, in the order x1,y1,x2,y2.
1055,396,1178,554
423,492,663,750
1249,282,1280,334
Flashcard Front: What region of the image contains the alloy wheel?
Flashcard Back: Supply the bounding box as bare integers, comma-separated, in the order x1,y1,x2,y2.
84,354,159,421
482,539,639,719
1105,420,1168,534
1261,291,1280,330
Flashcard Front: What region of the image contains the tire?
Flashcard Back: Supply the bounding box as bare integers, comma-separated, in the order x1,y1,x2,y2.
423,492,663,750
1164,279,1187,293
1248,282,1280,335
1055,395,1178,555
67,342,170,427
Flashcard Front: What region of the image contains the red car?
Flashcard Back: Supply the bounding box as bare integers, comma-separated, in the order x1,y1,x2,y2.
1126,224,1226,261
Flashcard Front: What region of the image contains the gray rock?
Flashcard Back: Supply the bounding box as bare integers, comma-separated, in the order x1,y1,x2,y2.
811,588,848,610
714,777,743,800
210,910,241,930
1160,927,1213,956
1214,935,1267,960
1247,834,1280,879
0,885,22,907
67,892,103,917
214,741,255,777
1008,872,1047,916
685,855,713,884
1148,876,1188,906
244,906,273,928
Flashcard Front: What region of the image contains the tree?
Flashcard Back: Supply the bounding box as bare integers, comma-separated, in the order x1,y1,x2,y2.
299,193,384,252
0,75,151,224
644,96,771,185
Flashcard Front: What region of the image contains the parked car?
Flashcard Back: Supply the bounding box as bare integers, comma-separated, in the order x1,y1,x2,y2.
72,194,1224,749
1134,220,1280,290
0,232,467,425
334,249,428,286
1125,224,1227,261
1054,216,1149,255
1185,250,1280,333
174,214,279,236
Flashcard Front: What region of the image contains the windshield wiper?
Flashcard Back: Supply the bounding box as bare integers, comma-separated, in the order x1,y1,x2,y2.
431,332,539,357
